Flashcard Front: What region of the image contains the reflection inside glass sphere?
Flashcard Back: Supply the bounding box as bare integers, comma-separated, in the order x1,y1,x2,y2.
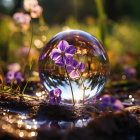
39,30,109,105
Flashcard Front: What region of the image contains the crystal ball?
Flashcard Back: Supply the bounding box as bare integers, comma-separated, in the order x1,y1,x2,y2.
39,30,109,105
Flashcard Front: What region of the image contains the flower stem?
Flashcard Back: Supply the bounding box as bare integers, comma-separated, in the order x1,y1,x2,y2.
0,90,39,101
23,18,33,75
78,71,85,104
65,65,75,105
25,19,33,65
21,80,29,95
22,19,33,95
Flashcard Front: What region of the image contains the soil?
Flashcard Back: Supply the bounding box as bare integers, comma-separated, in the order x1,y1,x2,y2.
0,81,140,140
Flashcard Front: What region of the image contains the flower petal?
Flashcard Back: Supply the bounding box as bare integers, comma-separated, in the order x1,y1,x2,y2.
71,59,79,67
77,62,85,72
49,97,56,104
101,103,108,110
57,40,69,51
112,100,124,111
112,105,120,111
69,70,80,79
8,63,21,72
5,78,11,83
6,71,15,80
102,95,116,104
50,49,61,60
65,55,73,65
65,45,76,55
66,66,74,72
55,56,65,67
49,90,54,97
15,72,22,78
54,88,62,97
56,96,61,104
110,97,116,104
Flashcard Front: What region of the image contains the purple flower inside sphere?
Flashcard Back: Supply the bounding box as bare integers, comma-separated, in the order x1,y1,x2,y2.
50,40,76,67
66,59,85,79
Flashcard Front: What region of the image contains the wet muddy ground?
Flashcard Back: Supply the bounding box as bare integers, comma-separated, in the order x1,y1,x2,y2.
0,80,140,140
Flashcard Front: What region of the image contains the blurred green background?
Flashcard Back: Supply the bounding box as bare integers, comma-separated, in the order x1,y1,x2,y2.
0,0,140,79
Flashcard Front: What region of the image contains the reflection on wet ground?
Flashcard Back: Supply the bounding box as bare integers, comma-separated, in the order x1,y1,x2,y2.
0,107,93,139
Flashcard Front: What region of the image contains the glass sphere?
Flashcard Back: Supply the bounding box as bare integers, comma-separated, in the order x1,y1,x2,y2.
39,30,109,105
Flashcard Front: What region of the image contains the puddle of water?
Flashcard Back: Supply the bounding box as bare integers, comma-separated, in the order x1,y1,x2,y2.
0,107,93,139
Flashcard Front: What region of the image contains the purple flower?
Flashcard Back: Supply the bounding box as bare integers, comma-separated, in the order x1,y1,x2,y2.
16,47,38,60
13,12,31,30
66,59,85,79
49,88,62,104
5,71,23,84
13,13,31,24
31,5,43,18
123,66,136,79
101,95,124,111
24,0,38,12
7,63,21,72
50,40,76,67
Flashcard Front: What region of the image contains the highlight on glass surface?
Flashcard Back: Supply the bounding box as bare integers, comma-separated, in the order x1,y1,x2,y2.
39,30,109,105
